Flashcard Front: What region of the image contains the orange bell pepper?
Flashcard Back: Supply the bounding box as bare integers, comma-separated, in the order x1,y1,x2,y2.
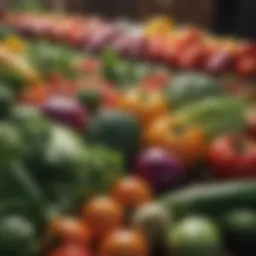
19,85,51,106
119,89,168,126
144,115,208,165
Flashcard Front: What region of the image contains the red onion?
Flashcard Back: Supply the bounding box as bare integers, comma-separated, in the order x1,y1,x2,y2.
134,147,184,192
42,96,89,131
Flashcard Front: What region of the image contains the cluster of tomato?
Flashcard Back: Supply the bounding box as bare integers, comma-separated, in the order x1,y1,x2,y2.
146,27,256,78
47,176,153,256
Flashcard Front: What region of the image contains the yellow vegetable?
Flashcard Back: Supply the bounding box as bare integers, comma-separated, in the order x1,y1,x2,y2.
3,36,28,53
0,46,41,85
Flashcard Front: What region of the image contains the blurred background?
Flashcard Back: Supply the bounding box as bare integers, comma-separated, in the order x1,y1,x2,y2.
1,0,256,38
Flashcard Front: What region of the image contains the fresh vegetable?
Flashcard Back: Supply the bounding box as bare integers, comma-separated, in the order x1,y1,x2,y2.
100,229,148,256
86,26,122,53
175,96,246,139
0,45,41,90
11,106,52,182
0,84,14,119
0,215,38,255
169,217,222,256
123,35,146,59
112,176,152,209
235,57,256,78
47,217,91,245
0,163,44,204
86,110,141,160
134,147,184,191
0,123,23,168
50,243,91,256
119,89,168,126
178,43,206,70
164,73,222,109
101,49,149,85
2,36,28,53
205,51,234,75
144,116,207,165
82,197,124,239
75,145,124,201
101,49,129,84
28,41,79,79
78,88,103,113
132,203,170,247
17,123,84,204
160,180,256,219
19,85,51,106
209,135,256,178
42,96,89,131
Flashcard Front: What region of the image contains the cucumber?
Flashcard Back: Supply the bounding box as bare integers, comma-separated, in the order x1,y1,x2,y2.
159,180,256,219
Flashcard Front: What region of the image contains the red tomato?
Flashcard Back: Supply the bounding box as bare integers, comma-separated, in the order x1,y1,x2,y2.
48,76,79,97
163,40,183,66
50,243,91,256
176,27,203,48
235,57,256,78
235,41,256,59
19,86,51,106
102,84,120,108
141,73,170,91
145,37,165,61
50,21,72,41
65,22,89,47
178,44,206,70
209,135,256,178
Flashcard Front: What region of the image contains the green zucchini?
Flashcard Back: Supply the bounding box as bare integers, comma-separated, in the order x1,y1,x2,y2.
159,180,256,219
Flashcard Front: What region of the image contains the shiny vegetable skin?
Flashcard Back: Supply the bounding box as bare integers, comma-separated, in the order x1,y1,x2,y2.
169,217,222,256
160,180,256,219
82,196,123,239
165,72,222,109
86,110,141,160
119,89,168,126
175,96,246,139
100,229,148,256
144,115,207,165
209,135,256,178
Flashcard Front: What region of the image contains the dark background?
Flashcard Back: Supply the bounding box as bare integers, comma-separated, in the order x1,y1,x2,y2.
1,0,256,38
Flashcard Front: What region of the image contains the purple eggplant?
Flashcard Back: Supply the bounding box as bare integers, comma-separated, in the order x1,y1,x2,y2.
134,147,184,192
